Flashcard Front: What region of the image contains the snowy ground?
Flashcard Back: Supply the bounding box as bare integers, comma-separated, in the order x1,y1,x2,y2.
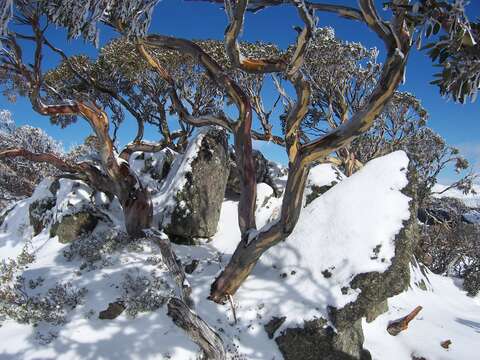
364,266,480,360
0,151,479,359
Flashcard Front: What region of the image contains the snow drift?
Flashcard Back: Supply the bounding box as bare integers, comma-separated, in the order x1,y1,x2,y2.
1,150,478,359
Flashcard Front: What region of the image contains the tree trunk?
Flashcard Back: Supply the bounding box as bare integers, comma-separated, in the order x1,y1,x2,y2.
30,98,153,237
233,109,257,236
210,158,309,303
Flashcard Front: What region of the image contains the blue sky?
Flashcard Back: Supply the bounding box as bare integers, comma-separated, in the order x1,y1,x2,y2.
1,0,479,183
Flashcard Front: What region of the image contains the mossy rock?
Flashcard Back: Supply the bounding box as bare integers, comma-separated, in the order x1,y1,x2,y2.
167,128,229,241
50,211,98,244
276,319,371,360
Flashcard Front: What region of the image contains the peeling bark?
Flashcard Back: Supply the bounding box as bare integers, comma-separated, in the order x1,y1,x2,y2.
167,298,226,360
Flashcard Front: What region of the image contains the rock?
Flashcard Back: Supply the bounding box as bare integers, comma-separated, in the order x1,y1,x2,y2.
99,301,125,320
365,299,388,323
146,149,176,183
328,166,417,332
304,163,344,206
440,340,452,349
415,279,428,291
184,259,199,274
226,148,281,198
462,209,480,224
50,209,98,243
156,150,176,182
167,128,229,241
276,319,371,360
29,197,56,236
305,183,337,206
418,197,473,225
275,165,418,359
264,316,286,339
49,179,61,196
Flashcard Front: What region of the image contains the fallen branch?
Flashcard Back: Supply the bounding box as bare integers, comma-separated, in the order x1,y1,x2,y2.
167,298,226,360
144,229,193,308
227,293,237,324
387,306,423,336
145,230,226,358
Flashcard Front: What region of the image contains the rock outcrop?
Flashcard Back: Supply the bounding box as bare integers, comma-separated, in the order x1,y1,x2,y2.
276,319,371,360
166,128,229,242
50,208,99,244
29,196,56,236
274,165,417,359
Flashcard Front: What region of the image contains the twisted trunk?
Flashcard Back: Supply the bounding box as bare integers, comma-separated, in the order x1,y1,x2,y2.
209,157,309,302
29,97,153,237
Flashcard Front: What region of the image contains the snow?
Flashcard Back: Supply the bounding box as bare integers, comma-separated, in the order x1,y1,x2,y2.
215,151,411,332
463,209,480,224
1,150,479,359
129,148,178,194
308,162,345,188
303,162,345,204
151,128,209,227
364,266,480,360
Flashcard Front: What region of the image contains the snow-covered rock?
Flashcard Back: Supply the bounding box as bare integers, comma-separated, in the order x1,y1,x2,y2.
304,162,345,206
129,148,177,194
1,150,479,360
154,127,229,242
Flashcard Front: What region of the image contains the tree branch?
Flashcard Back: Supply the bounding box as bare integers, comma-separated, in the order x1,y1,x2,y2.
141,34,258,235
0,148,78,173
167,298,226,360
137,42,234,131
43,37,146,143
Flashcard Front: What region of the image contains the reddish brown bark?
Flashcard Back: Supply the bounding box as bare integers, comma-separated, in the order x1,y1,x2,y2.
387,306,423,336
30,95,153,236
208,0,411,303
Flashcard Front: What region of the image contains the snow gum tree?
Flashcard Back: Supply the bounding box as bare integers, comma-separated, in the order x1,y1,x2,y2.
0,110,62,206
0,0,477,309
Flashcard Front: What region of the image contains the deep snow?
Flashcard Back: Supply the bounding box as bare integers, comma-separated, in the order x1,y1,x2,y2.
0,151,479,359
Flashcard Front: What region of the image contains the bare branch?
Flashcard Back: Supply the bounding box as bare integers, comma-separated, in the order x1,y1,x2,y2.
43,37,146,143
141,34,257,235
167,298,226,360
224,0,287,73
300,49,408,164
251,130,285,146
137,42,234,131
0,148,78,173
